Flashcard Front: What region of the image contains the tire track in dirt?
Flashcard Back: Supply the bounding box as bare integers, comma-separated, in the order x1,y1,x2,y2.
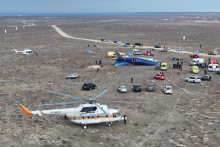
137,92,186,147
51,25,220,58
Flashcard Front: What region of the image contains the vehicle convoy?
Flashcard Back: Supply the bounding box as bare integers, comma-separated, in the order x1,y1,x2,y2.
82,83,96,90
147,83,156,92
208,64,219,71
164,86,173,94
154,74,165,80
190,54,200,58
117,86,128,93
66,73,80,79
160,63,168,70
191,66,199,74
190,58,205,66
201,75,211,81
185,76,201,83
133,84,141,92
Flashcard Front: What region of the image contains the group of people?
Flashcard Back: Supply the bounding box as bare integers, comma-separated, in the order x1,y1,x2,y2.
173,61,183,70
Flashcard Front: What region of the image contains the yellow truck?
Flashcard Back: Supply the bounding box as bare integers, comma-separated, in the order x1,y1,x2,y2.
191,66,199,74
160,63,168,70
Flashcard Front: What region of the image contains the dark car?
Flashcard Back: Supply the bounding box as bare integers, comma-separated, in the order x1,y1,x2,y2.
201,75,211,81
82,83,96,90
155,45,161,48
133,84,141,92
134,42,143,47
147,83,156,92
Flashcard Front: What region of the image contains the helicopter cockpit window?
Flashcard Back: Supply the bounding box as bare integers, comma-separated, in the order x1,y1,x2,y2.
80,107,97,113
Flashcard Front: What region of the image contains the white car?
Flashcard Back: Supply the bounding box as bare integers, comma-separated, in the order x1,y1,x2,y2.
185,76,201,83
164,86,173,94
117,86,128,93
132,49,140,55
66,73,80,79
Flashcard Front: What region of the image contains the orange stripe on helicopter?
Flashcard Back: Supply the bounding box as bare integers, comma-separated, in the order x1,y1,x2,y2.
67,113,120,120
20,104,33,115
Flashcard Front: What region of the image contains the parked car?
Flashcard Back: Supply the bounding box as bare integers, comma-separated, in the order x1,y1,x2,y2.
142,50,154,56
176,48,183,51
147,83,156,92
117,86,128,93
101,38,106,42
66,73,80,79
134,42,143,47
154,74,165,80
160,63,168,70
82,83,96,90
208,50,217,55
159,48,168,52
201,75,211,81
132,49,140,55
173,57,184,60
164,86,173,94
127,52,133,55
193,50,200,53
217,69,220,74
133,84,141,92
185,76,201,83
190,54,200,58
155,45,161,48
191,66,199,74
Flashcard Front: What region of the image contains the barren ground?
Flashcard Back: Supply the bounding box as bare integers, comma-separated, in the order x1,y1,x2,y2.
0,16,219,147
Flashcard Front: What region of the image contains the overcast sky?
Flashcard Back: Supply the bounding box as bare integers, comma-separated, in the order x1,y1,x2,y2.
0,0,220,13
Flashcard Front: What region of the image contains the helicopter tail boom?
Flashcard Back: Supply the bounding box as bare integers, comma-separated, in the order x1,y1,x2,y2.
20,104,33,115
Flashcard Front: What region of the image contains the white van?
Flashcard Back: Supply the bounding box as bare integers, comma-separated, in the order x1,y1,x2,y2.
209,50,217,55
208,64,219,71
190,58,204,66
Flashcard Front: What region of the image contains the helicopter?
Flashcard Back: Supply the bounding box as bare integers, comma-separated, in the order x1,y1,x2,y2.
14,49,37,55
20,89,149,129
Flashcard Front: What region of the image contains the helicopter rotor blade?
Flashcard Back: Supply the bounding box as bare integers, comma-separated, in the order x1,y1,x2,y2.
92,89,108,101
39,101,87,106
92,101,108,114
22,97,28,104
100,100,149,104
48,91,86,100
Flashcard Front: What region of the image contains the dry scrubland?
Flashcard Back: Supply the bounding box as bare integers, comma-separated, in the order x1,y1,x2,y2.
0,16,219,147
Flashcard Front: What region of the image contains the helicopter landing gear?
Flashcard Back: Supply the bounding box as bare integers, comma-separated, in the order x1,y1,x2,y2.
107,122,112,127
83,125,88,129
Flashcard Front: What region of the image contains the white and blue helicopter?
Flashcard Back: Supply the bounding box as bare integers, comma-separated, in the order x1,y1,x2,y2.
20,89,149,129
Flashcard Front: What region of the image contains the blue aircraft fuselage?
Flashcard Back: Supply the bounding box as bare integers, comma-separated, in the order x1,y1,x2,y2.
114,57,158,66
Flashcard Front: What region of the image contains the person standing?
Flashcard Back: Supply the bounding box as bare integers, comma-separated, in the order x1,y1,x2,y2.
177,70,180,75
204,70,207,75
124,115,127,124
131,77,133,83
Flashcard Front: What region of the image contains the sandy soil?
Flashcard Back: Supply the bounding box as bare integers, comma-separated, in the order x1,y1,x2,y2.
0,16,219,147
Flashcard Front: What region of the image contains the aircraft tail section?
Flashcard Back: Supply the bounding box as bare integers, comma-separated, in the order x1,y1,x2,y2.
114,51,131,66
14,49,18,53
114,51,124,61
